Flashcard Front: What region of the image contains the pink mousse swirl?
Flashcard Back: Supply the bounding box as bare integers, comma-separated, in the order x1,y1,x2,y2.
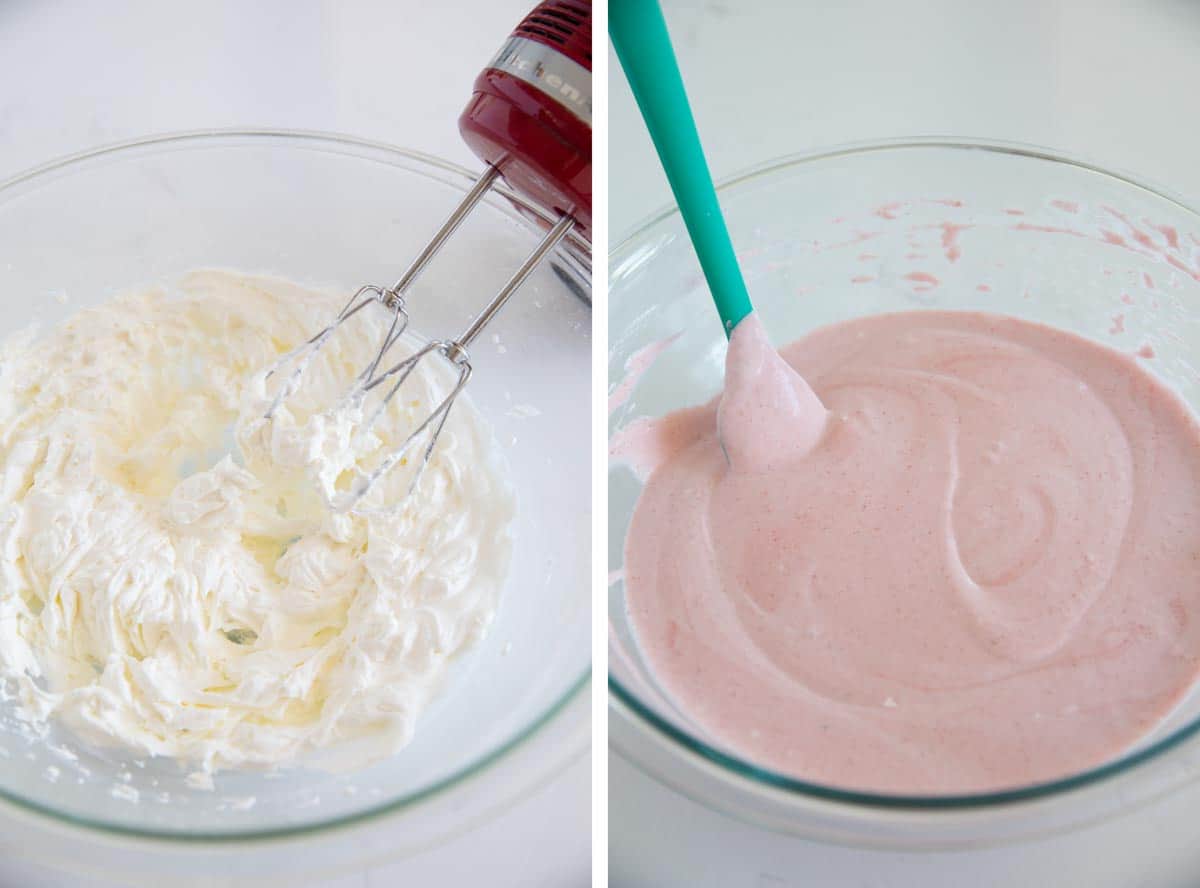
614,311,1200,793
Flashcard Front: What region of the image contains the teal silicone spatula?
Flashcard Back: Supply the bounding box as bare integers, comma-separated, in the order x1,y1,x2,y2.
611,0,753,337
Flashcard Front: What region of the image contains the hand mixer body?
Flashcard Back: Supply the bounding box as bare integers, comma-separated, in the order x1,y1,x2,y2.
459,0,592,233
261,0,591,511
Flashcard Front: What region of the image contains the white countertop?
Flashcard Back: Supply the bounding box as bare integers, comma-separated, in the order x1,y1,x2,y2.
610,0,1200,238
610,754,1200,888
0,2,589,885
609,1,1200,885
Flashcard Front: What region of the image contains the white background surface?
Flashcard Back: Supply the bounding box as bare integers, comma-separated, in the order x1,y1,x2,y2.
610,0,1200,238
0,1,589,886
608,1,1200,886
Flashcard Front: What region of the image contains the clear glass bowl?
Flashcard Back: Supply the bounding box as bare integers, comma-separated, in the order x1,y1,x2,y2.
0,132,590,860
609,139,1200,849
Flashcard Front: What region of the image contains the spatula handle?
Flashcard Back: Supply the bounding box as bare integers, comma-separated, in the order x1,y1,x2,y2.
611,0,753,335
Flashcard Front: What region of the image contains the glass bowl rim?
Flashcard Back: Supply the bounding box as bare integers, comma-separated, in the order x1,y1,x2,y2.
0,128,592,843
608,135,1200,813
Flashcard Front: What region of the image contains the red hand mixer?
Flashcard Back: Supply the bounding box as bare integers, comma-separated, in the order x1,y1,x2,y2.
262,1,591,510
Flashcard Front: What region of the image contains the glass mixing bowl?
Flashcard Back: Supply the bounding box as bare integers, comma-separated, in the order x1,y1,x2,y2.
0,131,590,869
609,139,1200,849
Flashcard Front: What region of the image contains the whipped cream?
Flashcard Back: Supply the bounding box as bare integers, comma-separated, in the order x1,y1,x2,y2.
0,270,514,774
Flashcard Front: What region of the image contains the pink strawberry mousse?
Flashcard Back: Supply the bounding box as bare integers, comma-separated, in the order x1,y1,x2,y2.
616,311,1200,793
